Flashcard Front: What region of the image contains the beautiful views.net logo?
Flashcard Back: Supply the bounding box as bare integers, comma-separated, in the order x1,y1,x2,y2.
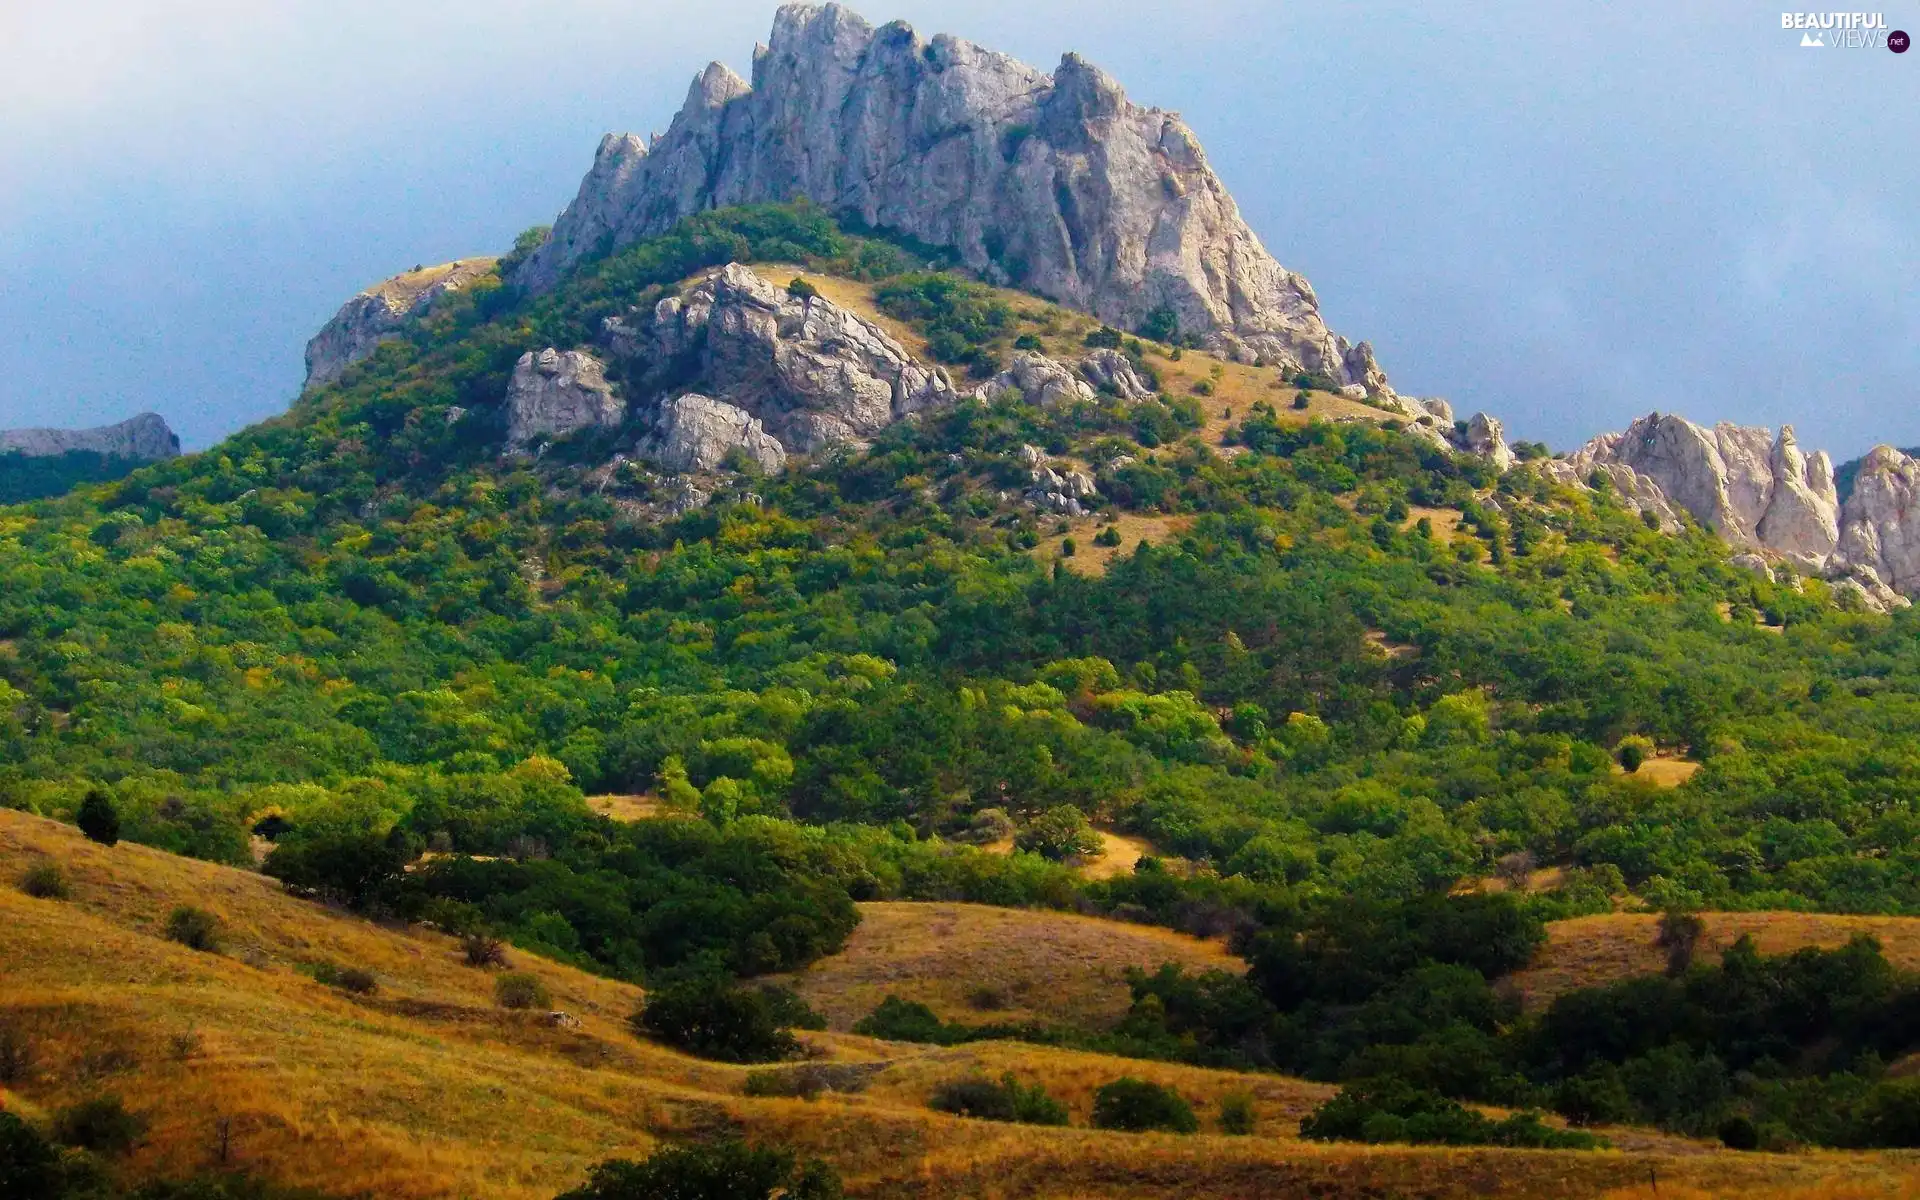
1781,12,1911,50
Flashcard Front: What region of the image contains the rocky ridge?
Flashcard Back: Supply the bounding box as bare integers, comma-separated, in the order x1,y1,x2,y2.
304,258,498,389
0,413,180,461
514,3,1388,391
1537,413,1919,610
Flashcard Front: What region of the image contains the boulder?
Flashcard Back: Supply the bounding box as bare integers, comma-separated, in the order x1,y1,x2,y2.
1837,446,1920,595
978,351,1096,407
305,258,497,388
641,394,787,474
1461,413,1515,472
1078,349,1154,400
0,413,179,461
504,349,624,450
628,263,954,453
513,5,1385,389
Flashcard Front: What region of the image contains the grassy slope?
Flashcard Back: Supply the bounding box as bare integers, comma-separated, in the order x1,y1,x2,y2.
6,809,1918,1200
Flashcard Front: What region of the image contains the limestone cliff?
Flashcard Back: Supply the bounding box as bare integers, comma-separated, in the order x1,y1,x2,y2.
305,258,498,389
513,3,1385,389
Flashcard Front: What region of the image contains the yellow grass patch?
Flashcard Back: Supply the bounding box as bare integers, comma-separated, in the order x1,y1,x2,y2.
775,900,1239,1031
1630,755,1702,787
1511,911,1920,1009
584,793,675,822
1039,512,1193,576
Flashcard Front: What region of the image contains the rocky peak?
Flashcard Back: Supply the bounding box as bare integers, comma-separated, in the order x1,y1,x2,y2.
513,4,1385,391
0,413,180,461
504,349,624,451
305,258,497,389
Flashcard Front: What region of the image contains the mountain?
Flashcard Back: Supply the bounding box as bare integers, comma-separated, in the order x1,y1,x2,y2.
513,3,1388,393
0,413,178,462
304,257,499,388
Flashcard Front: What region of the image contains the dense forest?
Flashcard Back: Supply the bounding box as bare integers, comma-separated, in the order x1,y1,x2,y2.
7,203,1920,1154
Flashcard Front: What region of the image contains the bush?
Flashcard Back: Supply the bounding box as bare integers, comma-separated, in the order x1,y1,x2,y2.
929,1073,1069,1125
1302,1079,1603,1149
1093,525,1122,547
635,978,811,1063
312,963,380,996
854,995,954,1045
495,972,551,1010
52,1095,147,1155
556,1140,841,1200
1090,1077,1199,1133
1137,306,1179,345
1615,735,1654,772
1656,910,1705,976
1083,326,1123,350
462,933,508,968
1718,1114,1760,1150
19,861,68,900
0,1110,65,1197
786,277,818,302
1218,1092,1256,1135
76,790,119,846
1292,390,1311,411
165,906,222,953
0,1022,31,1084
1015,805,1102,862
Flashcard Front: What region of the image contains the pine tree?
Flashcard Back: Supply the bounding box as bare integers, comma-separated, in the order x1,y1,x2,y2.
76,789,120,846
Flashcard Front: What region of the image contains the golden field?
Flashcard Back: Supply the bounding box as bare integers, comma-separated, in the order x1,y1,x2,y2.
6,807,1920,1199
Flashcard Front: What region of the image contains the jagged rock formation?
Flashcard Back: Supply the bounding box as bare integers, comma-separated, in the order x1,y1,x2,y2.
977,351,1097,408
640,394,788,474
514,4,1386,390
504,349,624,450
0,413,179,461
1538,412,1919,610
1079,349,1155,400
612,262,955,454
305,258,497,389
1018,443,1098,515
1378,395,1519,468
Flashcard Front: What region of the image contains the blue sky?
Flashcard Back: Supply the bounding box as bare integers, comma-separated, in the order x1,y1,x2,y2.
1,1,1914,457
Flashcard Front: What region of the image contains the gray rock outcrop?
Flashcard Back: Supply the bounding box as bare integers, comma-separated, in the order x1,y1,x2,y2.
1837,446,1920,597
0,413,179,461
1461,413,1515,472
640,394,788,474
1078,349,1155,400
514,4,1386,389
977,351,1096,407
617,262,954,453
504,349,625,450
305,258,497,388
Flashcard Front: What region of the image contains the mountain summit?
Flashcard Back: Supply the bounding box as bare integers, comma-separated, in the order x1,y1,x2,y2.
512,3,1388,393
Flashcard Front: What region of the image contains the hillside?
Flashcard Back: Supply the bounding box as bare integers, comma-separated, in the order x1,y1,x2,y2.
10,809,1918,1200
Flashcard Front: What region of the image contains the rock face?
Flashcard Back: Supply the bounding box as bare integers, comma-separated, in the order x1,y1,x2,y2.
514,4,1385,389
615,262,955,454
1078,348,1155,400
641,394,788,474
1540,412,1920,610
305,258,497,389
0,413,179,461
977,351,1096,408
504,349,625,450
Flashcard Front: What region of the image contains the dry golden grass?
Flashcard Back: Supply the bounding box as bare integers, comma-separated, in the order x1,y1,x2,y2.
8,808,1918,1199
1628,756,1702,787
1512,911,1920,1009
583,792,674,822
774,900,1239,1031
1039,513,1192,576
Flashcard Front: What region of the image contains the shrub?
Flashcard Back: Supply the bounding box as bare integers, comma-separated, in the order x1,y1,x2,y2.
1015,805,1102,862
1093,525,1122,547
76,789,120,846
1059,537,1076,558
1615,734,1655,772
52,1095,147,1155
1083,326,1123,350
0,1110,64,1197
854,995,954,1045
312,962,380,996
1013,333,1044,351
556,1141,842,1200
1218,1092,1256,1135
19,861,68,900
1291,390,1311,410
1656,910,1705,976
1301,1079,1603,1149
635,978,809,1063
1137,306,1179,345
1190,379,1214,397
164,906,222,953
1718,1114,1760,1150
1090,1077,1199,1133
495,973,551,1010
786,277,818,302
929,1073,1069,1126
462,933,508,968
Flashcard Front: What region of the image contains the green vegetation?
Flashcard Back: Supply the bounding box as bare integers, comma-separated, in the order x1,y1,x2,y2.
1090,1077,1199,1133
928,1073,1070,1125
555,1141,842,1200
493,972,550,1010
163,906,222,953
874,272,1012,376
0,451,152,506
19,859,68,899
1301,1078,1603,1149
633,977,822,1063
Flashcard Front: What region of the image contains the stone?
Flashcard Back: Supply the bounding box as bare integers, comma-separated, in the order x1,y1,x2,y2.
1018,443,1045,467
0,413,179,461
1461,412,1515,472
641,393,787,474
513,4,1386,390
304,258,497,388
1730,553,1775,582
629,263,954,453
1063,469,1098,499
1078,349,1154,400
504,349,624,450
977,351,1095,407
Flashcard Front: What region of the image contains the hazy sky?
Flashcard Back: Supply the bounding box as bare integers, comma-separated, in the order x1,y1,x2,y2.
1,1,1914,456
